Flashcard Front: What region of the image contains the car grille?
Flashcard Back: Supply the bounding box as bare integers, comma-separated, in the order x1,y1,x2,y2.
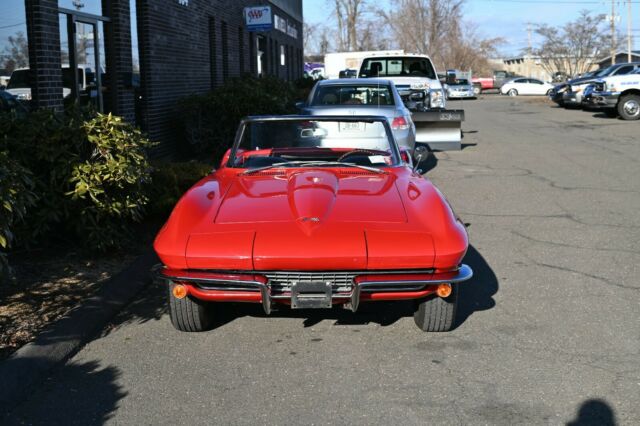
265,271,356,296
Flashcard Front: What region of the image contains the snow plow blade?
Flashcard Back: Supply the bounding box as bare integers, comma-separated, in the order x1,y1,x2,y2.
412,110,464,151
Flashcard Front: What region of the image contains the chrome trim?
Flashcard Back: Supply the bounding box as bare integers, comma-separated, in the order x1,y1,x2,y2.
154,264,473,314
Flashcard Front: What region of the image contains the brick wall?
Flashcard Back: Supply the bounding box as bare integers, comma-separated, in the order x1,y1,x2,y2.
136,0,303,156
25,0,63,111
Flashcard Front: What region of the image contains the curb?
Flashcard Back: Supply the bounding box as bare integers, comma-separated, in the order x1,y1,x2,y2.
0,249,159,416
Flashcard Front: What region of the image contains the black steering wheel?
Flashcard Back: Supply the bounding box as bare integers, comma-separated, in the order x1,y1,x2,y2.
337,149,378,162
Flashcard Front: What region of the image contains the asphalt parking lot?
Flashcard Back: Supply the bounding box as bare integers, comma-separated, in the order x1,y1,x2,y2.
6,96,640,425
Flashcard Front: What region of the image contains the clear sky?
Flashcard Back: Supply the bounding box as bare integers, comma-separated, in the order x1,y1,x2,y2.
303,0,640,57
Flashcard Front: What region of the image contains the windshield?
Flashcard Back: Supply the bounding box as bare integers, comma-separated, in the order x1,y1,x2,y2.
451,79,469,85
231,119,401,169
7,70,31,89
311,85,395,106
595,66,615,77
359,57,437,79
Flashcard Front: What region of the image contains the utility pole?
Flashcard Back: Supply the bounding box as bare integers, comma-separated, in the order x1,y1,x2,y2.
527,22,533,55
628,0,633,62
611,0,617,65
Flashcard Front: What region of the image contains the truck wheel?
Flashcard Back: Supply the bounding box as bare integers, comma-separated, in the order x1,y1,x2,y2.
508,89,518,97
617,94,640,120
473,85,482,96
168,283,214,332
413,285,458,332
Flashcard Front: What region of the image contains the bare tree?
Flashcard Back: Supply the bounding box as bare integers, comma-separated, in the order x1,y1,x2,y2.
533,11,610,77
332,0,367,51
1,31,29,73
378,0,502,72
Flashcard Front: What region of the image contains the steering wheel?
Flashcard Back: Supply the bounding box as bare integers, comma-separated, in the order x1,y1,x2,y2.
337,149,378,162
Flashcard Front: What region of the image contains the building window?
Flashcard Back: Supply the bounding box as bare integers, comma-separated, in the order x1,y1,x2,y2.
238,27,244,74
280,44,285,66
1,0,29,90
221,21,228,81
209,17,217,88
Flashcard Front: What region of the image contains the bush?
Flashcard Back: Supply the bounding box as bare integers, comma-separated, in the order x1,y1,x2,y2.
148,161,213,219
0,151,37,277
177,74,313,161
0,108,153,257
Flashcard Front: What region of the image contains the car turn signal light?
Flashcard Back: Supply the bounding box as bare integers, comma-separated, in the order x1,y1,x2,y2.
172,284,188,299
436,283,452,298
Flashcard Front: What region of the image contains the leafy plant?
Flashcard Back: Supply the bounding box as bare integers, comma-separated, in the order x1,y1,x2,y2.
0,151,36,278
148,161,213,219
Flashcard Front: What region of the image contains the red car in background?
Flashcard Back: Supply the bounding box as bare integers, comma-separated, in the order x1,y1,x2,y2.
472,70,520,95
154,116,472,332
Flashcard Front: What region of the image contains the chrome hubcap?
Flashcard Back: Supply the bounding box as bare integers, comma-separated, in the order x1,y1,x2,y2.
624,100,640,116
509,90,516,96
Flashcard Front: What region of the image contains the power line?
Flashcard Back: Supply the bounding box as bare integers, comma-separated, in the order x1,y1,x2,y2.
0,22,26,30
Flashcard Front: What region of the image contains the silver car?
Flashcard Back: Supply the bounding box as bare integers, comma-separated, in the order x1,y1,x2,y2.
446,78,476,99
298,78,416,151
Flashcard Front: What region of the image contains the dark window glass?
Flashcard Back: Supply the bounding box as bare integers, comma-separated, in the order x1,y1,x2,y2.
221,21,228,81
311,85,395,106
209,17,217,88
58,0,103,15
614,66,634,75
1,0,29,87
359,57,436,79
238,27,244,74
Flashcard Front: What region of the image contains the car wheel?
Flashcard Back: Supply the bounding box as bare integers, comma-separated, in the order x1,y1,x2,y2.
473,85,482,96
617,94,640,120
546,89,553,96
168,282,214,332
508,89,518,97
413,285,458,332
604,108,618,118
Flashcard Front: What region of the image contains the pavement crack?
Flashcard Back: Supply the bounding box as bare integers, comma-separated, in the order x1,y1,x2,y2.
510,230,640,256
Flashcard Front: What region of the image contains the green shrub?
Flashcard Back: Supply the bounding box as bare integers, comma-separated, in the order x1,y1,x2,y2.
0,109,153,255
177,74,305,161
148,161,213,219
66,113,154,250
0,151,37,277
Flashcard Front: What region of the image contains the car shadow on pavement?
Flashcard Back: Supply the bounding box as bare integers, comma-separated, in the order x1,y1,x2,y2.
591,112,618,120
454,245,498,329
566,399,616,426
2,358,126,425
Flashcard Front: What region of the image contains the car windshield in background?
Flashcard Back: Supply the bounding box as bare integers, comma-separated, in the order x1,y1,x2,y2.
452,79,469,85
311,85,395,106
232,119,400,170
359,57,437,79
7,70,30,89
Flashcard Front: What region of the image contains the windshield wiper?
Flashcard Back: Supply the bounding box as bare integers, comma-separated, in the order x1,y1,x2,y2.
240,160,387,175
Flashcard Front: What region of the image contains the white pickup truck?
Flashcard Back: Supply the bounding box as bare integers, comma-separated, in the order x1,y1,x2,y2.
586,70,640,120
358,53,464,151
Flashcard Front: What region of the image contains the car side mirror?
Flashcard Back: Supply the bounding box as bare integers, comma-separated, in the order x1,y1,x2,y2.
219,148,233,168
413,146,428,173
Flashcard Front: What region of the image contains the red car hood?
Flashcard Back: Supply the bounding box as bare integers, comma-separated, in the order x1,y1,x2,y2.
180,170,435,270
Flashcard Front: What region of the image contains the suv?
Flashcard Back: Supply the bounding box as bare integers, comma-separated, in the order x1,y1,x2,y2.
587,69,640,120
561,63,640,108
357,54,464,151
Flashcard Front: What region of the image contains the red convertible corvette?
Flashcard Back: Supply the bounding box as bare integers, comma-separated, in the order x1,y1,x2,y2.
154,116,472,332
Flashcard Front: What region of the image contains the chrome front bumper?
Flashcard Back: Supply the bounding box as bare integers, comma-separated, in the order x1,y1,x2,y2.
154,265,473,314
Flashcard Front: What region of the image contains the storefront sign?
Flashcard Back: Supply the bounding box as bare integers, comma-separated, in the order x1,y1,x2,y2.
274,14,287,32
244,6,272,32
287,22,298,39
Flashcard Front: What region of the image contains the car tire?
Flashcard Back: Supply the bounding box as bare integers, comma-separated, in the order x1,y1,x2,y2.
413,285,458,332
168,283,214,332
604,108,618,118
617,94,640,120
473,85,482,96
508,89,518,97
546,89,553,96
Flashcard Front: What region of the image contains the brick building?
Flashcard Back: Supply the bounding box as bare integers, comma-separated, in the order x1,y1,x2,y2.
1,0,303,155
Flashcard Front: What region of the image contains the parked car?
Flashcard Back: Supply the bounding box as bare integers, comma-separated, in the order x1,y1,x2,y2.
6,64,97,101
549,70,600,106
338,69,358,78
472,70,520,95
358,53,464,151
154,115,473,332
586,69,640,120
0,90,28,115
560,63,640,108
446,77,476,99
500,78,554,96
298,78,416,151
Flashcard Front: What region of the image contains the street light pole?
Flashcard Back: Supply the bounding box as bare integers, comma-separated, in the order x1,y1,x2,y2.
611,0,616,65
628,0,633,63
